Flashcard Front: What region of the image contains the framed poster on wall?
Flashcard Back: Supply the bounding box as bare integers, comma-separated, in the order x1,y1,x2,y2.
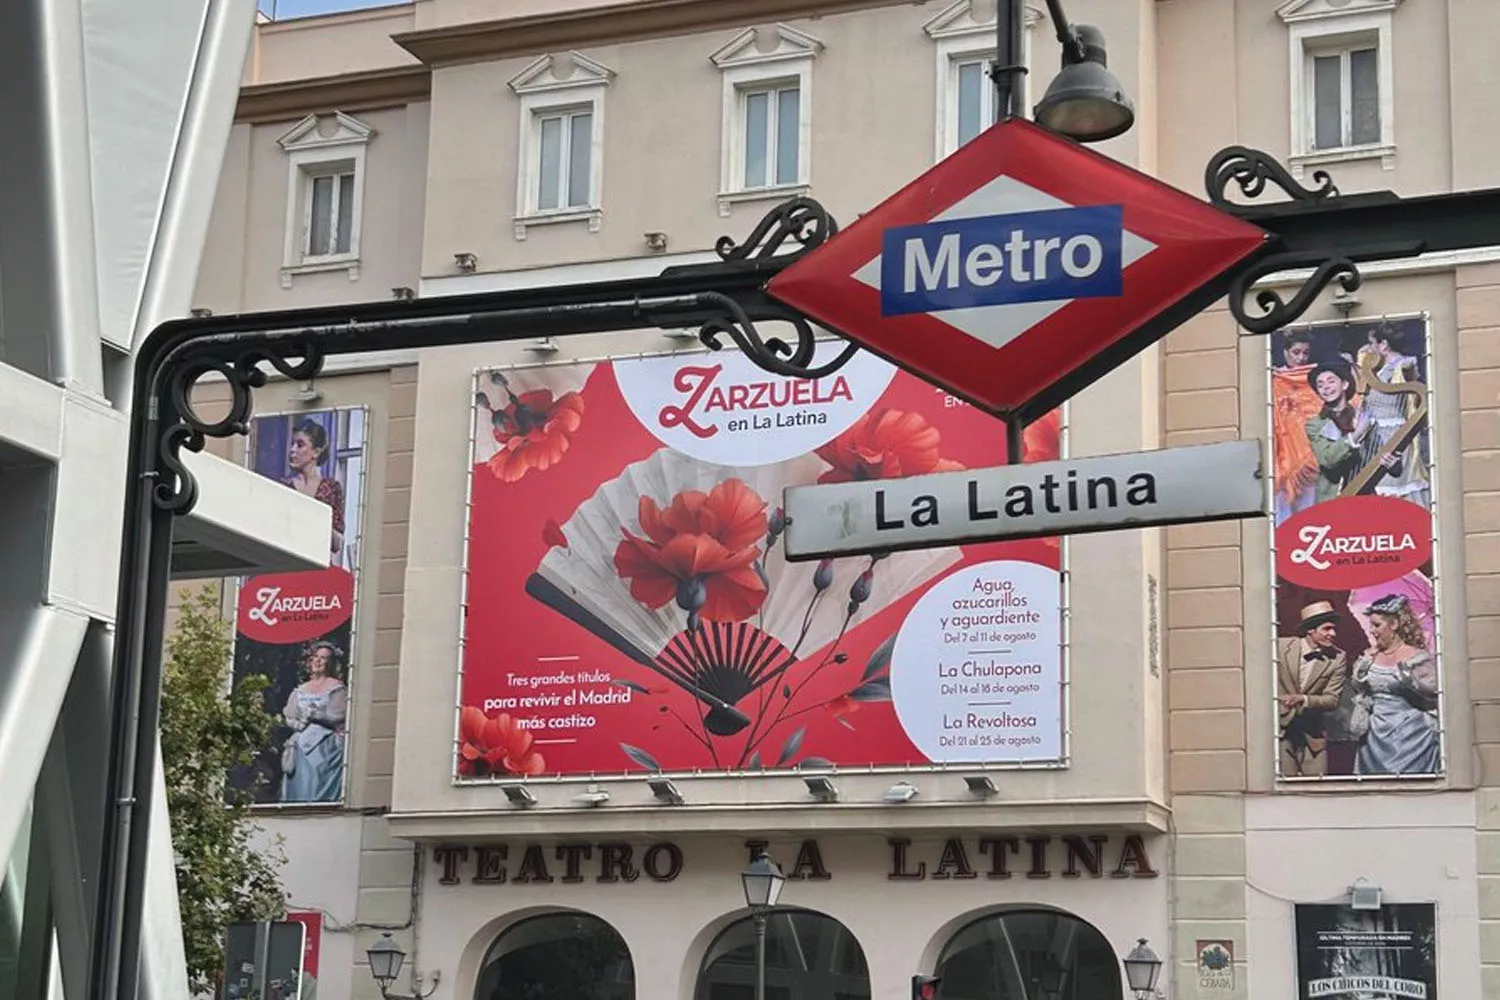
455,345,1069,778
1295,901,1436,999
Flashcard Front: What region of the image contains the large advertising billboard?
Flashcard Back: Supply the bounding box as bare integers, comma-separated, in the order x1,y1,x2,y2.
1294,901,1436,999
1268,316,1442,780
457,346,1066,778
229,407,368,805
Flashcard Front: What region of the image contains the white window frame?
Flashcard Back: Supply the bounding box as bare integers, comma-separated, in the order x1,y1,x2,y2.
925,1,1041,161
1279,0,1399,173
711,24,822,217
508,52,614,240
277,112,374,287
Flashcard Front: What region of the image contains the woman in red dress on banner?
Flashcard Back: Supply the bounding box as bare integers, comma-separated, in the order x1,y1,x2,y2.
285,419,346,566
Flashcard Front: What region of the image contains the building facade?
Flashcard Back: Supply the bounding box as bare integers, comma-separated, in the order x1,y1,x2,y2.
191,1,1500,998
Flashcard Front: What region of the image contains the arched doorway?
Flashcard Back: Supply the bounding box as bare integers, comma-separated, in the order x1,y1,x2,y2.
933,909,1122,1000
474,911,634,1000
695,908,870,1000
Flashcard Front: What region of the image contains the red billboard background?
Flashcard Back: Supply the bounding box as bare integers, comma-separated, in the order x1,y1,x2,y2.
458,349,1063,777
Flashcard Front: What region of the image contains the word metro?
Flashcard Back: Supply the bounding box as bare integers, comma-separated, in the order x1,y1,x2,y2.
781,440,1266,560
881,205,1124,316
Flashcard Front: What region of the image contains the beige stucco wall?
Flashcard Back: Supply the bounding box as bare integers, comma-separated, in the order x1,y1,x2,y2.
418,0,1155,280
195,103,429,314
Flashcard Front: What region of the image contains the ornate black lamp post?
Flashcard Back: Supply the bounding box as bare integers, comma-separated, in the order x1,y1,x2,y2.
1122,938,1164,999
740,853,788,1000
365,933,438,1000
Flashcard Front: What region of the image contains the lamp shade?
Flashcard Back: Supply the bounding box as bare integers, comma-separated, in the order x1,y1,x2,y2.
1122,938,1162,995
740,853,787,910
367,932,405,987
1033,24,1135,144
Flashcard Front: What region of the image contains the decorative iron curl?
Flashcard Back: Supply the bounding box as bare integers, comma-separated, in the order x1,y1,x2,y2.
694,291,858,380
715,197,839,263
1227,252,1361,336
152,339,325,513
1205,146,1338,212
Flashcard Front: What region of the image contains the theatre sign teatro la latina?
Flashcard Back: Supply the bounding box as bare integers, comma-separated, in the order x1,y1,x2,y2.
174,1,1500,999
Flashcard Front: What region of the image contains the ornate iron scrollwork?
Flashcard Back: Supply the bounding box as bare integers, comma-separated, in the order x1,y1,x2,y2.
694,292,859,380
153,339,325,514
1205,145,1339,212
715,196,839,262
1226,250,1362,335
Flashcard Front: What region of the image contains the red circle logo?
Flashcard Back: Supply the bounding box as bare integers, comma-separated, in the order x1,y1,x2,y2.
1276,495,1431,590
236,567,354,645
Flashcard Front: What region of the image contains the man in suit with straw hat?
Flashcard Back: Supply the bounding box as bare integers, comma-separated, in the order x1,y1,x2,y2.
1277,601,1348,777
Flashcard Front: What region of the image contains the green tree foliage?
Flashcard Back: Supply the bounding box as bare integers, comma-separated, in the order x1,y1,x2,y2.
160,583,287,993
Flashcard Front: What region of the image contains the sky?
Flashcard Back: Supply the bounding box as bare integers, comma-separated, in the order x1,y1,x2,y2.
257,0,402,19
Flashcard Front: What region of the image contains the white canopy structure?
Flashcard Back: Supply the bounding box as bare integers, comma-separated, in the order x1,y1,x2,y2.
0,1,331,996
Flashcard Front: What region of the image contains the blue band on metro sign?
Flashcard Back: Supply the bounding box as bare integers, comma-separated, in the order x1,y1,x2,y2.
880,205,1124,316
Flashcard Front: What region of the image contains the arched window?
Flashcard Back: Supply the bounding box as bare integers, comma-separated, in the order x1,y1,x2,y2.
695,908,870,1000
474,912,633,1000
934,909,1122,1000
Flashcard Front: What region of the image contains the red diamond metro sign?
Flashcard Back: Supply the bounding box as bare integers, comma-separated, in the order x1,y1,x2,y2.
766,118,1270,419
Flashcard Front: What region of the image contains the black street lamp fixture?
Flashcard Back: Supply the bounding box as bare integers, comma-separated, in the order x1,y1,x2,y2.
741,853,788,1000
1033,21,1134,143
1122,938,1164,1000
366,933,439,1000
994,0,1134,144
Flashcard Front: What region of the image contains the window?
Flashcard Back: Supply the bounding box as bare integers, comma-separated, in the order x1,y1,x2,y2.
933,909,1125,1000
1280,0,1399,170
1310,46,1380,149
475,913,633,1000
508,52,614,239
695,909,869,1000
740,83,800,189
954,59,997,149
303,168,356,258
712,25,822,216
925,0,1039,159
534,107,593,211
276,112,374,284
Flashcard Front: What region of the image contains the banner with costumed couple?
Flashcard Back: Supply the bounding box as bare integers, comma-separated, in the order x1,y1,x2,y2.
457,346,1066,778
1269,315,1443,780
228,407,369,806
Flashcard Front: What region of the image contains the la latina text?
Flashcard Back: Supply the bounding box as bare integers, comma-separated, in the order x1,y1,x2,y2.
876,469,1159,531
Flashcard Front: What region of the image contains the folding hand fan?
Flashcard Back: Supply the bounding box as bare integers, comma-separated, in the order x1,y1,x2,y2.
525,447,961,737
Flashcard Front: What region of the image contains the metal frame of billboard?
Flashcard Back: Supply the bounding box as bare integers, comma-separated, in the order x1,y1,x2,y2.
448,347,1076,783
1264,312,1449,784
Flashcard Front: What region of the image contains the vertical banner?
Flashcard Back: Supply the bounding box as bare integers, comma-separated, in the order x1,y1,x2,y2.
1295,902,1436,999
457,346,1065,778
229,408,368,805
1268,317,1441,780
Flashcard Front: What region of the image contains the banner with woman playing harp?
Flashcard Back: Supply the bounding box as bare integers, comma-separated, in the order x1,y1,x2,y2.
1269,317,1441,780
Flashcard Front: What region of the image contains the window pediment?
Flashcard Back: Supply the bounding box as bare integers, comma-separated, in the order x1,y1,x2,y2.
710,23,823,70
923,0,1042,40
507,52,616,96
276,111,374,153
1277,0,1402,25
